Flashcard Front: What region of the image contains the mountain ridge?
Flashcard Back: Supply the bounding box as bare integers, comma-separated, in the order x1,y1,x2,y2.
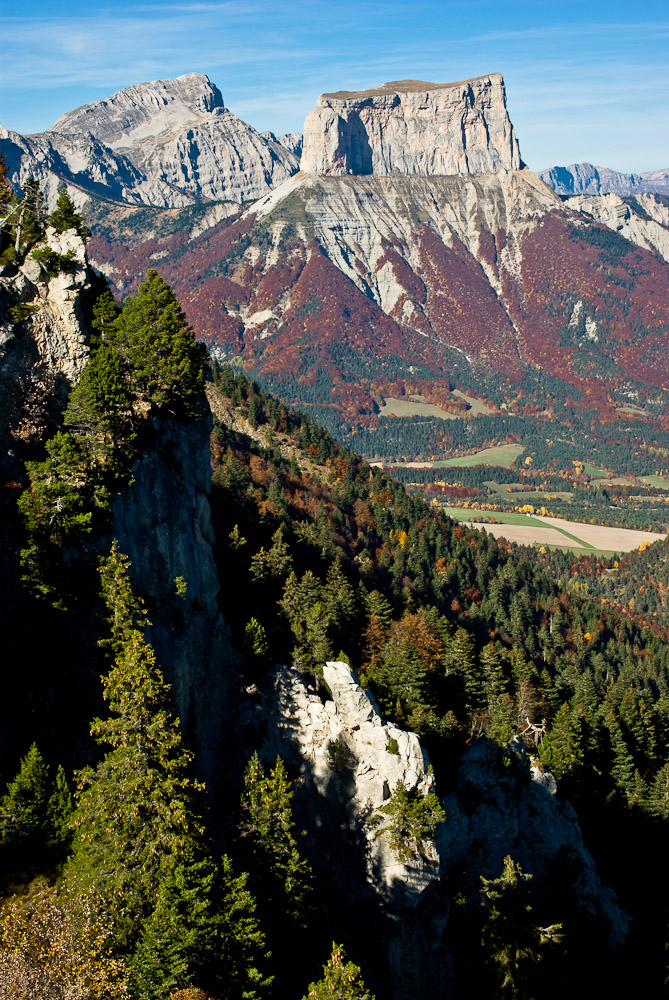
540,162,669,197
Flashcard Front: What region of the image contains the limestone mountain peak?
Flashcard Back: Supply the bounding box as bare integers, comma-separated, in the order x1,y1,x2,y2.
49,72,226,149
301,72,522,177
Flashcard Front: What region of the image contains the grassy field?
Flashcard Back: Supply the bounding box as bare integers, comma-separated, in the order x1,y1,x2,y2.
643,475,669,489
433,444,524,469
452,389,493,415
483,480,574,500
582,463,606,477
378,397,459,420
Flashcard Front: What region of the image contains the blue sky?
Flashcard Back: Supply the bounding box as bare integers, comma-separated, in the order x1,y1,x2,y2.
1,0,667,172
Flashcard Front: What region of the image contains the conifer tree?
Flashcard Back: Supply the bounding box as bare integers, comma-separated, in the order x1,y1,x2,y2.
304,942,375,1000
0,743,51,854
64,342,132,442
66,544,270,999
112,269,206,417
480,856,562,999
48,187,90,240
239,752,312,925
48,764,73,849
538,703,583,781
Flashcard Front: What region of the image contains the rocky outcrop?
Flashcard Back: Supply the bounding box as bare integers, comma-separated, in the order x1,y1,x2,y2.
252,660,440,896
0,227,91,467
540,162,669,197
110,412,236,795
438,739,630,947
241,660,450,999
300,74,523,177
1,73,300,209
262,130,303,158
0,124,143,210
568,192,669,262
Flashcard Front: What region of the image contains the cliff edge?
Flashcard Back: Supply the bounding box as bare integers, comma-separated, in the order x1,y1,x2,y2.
300,73,523,177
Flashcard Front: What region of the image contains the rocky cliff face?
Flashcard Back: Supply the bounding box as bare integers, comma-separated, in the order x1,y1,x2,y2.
300,74,523,177
0,227,91,470
566,192,669,262
241,660,450,999
110,413,236,795
540,162,669,197
1,73,300,209
438,739,630,947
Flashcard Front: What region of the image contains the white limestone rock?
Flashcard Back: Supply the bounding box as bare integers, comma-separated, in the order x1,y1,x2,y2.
300,74,523,177
258,660,440,901
1,73,300,209
567,192,669,263
1,227,90,386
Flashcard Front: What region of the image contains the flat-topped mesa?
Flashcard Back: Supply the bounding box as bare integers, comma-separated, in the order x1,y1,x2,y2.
300,73,523,177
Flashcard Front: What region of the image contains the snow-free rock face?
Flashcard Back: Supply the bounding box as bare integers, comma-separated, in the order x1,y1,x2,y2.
0,227,91,467
300,74,523,177
540,162,669,197
262,660,440,896
241,660,450,999
110,413,236,796
567,192,669,262
438,739,630,947
1,73,300,209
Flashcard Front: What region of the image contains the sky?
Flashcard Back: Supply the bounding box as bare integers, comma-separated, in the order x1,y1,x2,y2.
1,0,667,173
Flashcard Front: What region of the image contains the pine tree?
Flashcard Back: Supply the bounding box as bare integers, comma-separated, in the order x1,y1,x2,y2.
91,288,121,345
64,342,132,441
304,942,375,1000
648,762,669,818
480,856,562,999
47,764,73,849
539,703,583,781
238,752,312,926
63,544,273,998
48,187,90,240
65,546,206,951
238,753,313,994
378,782,445,864
0,743,51,854
112,269,206,417
129,847,271,1000
481,642,508,702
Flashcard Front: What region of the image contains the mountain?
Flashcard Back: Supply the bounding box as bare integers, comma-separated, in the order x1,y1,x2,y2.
565,192,669,263
84,75,669,435
0,73,300,209
4,207,669,994
539,162,669,197
300,74,523,175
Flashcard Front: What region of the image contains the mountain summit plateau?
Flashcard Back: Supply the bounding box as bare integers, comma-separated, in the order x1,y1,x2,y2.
301,73,523,176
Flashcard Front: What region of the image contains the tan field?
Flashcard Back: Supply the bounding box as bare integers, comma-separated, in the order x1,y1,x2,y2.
466,514,666,552
538,515,666,551
466,522,587,548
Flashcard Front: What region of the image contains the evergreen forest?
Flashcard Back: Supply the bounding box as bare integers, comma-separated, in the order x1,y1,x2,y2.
2,186,669,998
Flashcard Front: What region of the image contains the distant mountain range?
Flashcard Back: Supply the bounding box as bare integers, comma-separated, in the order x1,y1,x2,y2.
539,162,669,197
3,73,669,431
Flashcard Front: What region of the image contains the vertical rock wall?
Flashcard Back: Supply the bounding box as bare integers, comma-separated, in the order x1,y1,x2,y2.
301,74,523,177
110,412,237,796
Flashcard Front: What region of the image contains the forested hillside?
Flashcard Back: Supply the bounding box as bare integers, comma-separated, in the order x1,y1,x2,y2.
2,194,669,994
